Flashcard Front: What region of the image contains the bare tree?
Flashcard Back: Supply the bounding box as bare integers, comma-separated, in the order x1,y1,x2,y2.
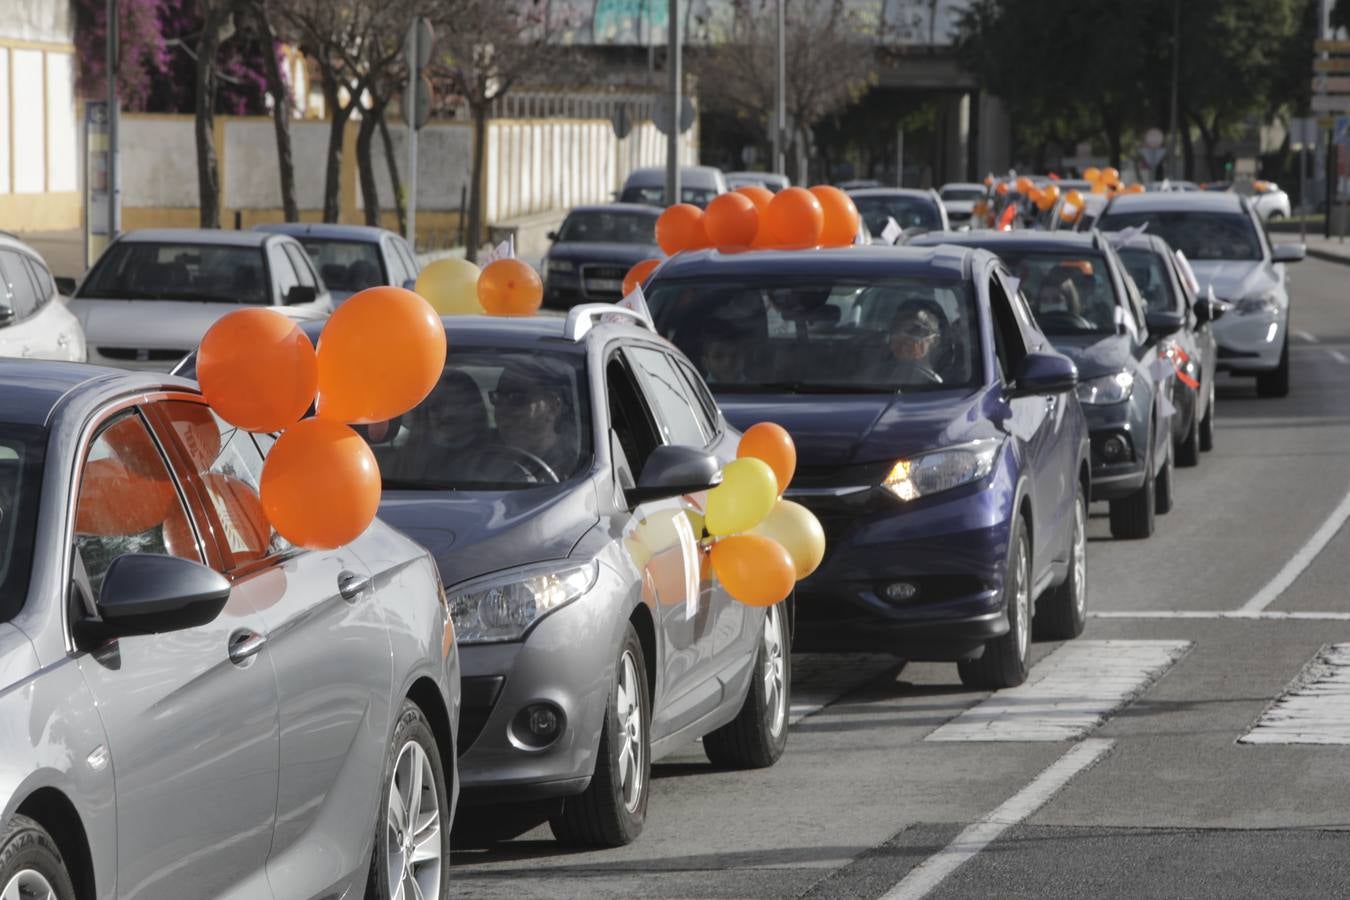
247,0,299,221
694,0,878,183
194,0,242,228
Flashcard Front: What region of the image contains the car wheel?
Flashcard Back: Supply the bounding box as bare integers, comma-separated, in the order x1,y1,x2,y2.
1154,450,1174,515
1199,381,1216,452
1109,447,1156,540
958,518,1031,690
704,600,792,769
1176,400,1201,467
366,700,451,900
0,815,78,900
1033,487,1087,641
551,623,651,848
1256,335,1290,398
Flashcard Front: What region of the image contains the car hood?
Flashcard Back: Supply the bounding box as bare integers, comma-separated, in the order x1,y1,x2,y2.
377,481,599,589
1186,260,1276,301
546,242,660,267
69,298,319,348
718,389,999,467
1047,333,1135,379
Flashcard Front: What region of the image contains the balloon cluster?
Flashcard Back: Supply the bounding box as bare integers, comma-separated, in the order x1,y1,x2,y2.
654,185,860,256
197,288,448,550
705,423,825,608
413,256,544,317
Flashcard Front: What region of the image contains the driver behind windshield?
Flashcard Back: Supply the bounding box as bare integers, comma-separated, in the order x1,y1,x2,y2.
883,300,946,385
490,361,581,480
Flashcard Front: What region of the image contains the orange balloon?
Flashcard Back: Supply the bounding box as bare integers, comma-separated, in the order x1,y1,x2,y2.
810,185,861,247
1041,183,1061,206
711,535,795,607
315,286,447,425
164,402,225,473
995,182,1009,196
765,187,824,247
622,258,662,296
655,203,709,255
1015,176,1034,195
704,192,760,247
1083,166,1101,183
198,308,317,433
202,472,272,564
1065,189,1085,208
75,458,177,536
1102,166,1121,186
259,418,381,549
734,184,774,213
997,204,1017,231
737,422,797,494
478,259,543,317
1127,183,1146,194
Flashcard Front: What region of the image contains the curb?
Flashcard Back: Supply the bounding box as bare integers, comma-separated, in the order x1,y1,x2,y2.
1305,246,1350,266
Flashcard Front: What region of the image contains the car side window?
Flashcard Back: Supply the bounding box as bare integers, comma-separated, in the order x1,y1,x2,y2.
0,251,38,320
73,412,201,596
157,401,293,569
671,355,720,443
625,346,709,447
606,355,661,485
269,244,300,302
283,245,317,289
21,256,54,311
384,239,411,286
988,275,1027,383
395,239,420,280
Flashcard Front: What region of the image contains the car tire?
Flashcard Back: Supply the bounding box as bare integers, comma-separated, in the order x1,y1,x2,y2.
1154,452,1174,515
1256,335,1290,398
1199,382,1216,452
1109,449,1156,540
551,623,651,848
366,700,452,900
704,600,791,769
958,518,1031,690
1033,487,1087,641
1176,400,1201,467
0,815,78,900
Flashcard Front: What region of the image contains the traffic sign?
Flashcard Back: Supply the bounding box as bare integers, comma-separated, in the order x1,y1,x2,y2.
405,18,434,70
1143,127,1164,149
1140,146,1166,169
1311,95,1350,113
610,103,632,140
1315,39,1350,53
1335,117,1350,147
652,95,695,136
401,72,433,129
1314,58,1350,73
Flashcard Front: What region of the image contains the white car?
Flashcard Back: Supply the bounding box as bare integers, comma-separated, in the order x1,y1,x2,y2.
1098,191,1304,397
938,182,987,227
0,232,85,362
70,229,333,371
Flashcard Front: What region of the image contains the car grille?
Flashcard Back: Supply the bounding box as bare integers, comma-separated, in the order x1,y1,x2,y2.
580,264,628,299
97,347,188,362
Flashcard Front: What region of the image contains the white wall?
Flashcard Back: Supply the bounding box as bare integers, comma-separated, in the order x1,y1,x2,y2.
0,49,9,195
3,0,74,44
366,124,473,212
11,49,46,193
122,119,199,207
224,119,337,210
45,53,76,192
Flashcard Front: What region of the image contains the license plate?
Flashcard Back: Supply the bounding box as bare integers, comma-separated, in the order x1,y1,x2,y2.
586,279,623,293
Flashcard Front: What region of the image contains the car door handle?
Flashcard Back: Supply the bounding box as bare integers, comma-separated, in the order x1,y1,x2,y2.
338,570,372,602
228,629,267,665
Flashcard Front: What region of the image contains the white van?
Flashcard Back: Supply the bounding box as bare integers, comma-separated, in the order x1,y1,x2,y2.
618,166,728,208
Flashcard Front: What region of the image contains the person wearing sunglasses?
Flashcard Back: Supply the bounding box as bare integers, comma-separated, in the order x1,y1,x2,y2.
488,363,579,482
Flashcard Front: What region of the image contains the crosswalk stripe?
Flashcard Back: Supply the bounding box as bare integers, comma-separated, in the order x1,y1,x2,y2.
925,640,1191,742
1239,644,1350,745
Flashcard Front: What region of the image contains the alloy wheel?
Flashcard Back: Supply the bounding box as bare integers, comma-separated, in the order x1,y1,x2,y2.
616,650,646,814
1,871,56,900
386,739,443,900
763,604,788,739
1072,499,1087,618
1015,538,1031,661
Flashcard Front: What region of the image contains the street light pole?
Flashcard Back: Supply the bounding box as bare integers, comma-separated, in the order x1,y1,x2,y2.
773,0,785,176
665,0,680,205
107,0,119,239
1166,0,1180,181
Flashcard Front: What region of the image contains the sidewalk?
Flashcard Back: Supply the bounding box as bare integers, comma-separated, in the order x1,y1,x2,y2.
1281,233,1350,266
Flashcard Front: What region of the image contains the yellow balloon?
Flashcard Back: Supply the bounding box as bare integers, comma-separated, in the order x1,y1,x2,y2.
705,457,778,537
752,499,826,580
414,257,483,316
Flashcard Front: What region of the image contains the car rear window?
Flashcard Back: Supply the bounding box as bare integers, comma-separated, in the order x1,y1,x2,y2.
852,195,943,235
996,250,1120,336
1097,210,1262,261
1119,247,1180,314
80,242,270,304
558,211,657,244
298,239,387,293
0,424,47,623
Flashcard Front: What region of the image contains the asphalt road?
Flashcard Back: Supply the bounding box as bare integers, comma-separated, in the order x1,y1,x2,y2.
449,254,1350,898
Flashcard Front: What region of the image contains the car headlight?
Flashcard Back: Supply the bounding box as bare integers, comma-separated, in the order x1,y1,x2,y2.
882,438,1002,501
1236,292,1279,315
546,259,575,274
446,561,598,644
1076,372,1134,405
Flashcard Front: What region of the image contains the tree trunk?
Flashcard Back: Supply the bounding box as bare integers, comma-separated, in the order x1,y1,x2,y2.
1180,119,1195,180
378,111,407,237
466,101,489,263
322,105,352,222
194,1,227,229
253,0,298,221
357,99,385,226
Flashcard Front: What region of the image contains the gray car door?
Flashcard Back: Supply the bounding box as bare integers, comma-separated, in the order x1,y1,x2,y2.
72,408,279,900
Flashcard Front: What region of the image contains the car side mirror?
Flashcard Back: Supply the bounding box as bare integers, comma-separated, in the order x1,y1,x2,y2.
75,554,231,646
285,284,318,306
1271,242,1305,263
547,231,560,242
627,445,723,506
0,304,13,327
1010,351,1077,396
402,278,417,291
1145,309,1186,337
54,276,77,295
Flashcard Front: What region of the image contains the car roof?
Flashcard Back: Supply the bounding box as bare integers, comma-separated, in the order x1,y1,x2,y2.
0,361,153,427
254,223,395,241
288,312,655,352
940,182,985,191
1100,192,1247,215
562,203,661,217
909,230,1102,253
118,228,274,247
649,245,981,282
1109,233,1173,256
846,188,938,201
624,166,723,187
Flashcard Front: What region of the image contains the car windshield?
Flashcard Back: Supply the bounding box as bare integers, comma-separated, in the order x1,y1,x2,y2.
0,424,44,624
646,275,982,393
365,349,593,490
1119,247,1179,313
997,250,1120,335
557,211,657,244
80,242,270,303
852,195,943,234
298,239,386,293
619,186,718,208
1096,210,1262,261
941,188,984,202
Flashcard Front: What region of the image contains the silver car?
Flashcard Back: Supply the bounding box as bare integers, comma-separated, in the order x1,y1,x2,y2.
0,361,458,899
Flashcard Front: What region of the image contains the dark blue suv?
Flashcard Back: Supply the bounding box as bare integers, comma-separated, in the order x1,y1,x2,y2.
644,246,1091,689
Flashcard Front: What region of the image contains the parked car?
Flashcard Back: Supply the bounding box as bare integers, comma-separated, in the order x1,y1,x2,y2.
911,230,1175,539
847,188,950,239
1097,191,1305,397
618,166,728,208
0,232,85,362
542,204,662,309
726,171,790,192
69,229,332,371
255,222,421,305
178,306,792,848
1111,232,1225,465
0,361,459,898
938,182,987,228
645,246,1090,689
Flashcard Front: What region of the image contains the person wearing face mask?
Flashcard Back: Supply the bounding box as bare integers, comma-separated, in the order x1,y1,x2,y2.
1035,274,1082,318
488,362,580,481
881,300,946,385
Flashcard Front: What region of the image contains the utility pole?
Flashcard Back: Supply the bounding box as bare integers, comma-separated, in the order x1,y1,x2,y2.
1166,0,1180,180
665,0,680,205
107,0,120,239
773,0,785,176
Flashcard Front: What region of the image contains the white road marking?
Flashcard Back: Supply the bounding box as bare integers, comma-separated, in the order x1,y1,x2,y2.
925,641,1189,742
1094,610,1350,621
879,739,1114,900
788,653,901,726
1237,485,1350,615
1296,329,1319,343
1240,644,1350,745
1330,350,1350,365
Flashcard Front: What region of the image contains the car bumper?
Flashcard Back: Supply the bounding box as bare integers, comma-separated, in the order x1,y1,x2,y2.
1081,394,1151,501
1214,307,1286,372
